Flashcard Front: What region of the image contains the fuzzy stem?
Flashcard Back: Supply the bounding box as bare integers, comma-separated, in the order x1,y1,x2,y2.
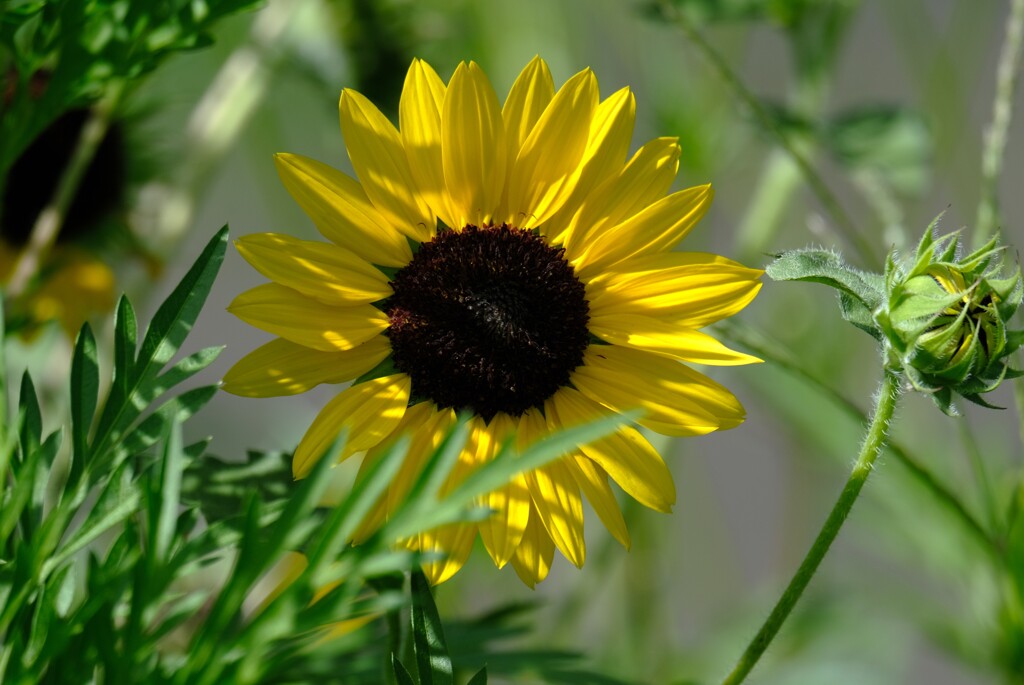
716,320,997,556
720,370,901,685
5,81,124,298
658,1,879,267
974,0,1024,247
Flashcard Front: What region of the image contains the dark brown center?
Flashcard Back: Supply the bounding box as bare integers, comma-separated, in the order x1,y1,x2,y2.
385,224,590,419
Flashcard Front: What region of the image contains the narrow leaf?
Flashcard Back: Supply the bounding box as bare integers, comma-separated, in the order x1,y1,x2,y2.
92,227,227,458
70,323,99,483
19,372,42,457
410,570,453,685
107,296,138,421
137,227,228,372
393,655,416,685
153,418,185,563
111,385,218,469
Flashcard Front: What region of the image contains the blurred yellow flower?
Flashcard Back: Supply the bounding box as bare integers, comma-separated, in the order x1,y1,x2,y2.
224,57,761,586
0,243,115,339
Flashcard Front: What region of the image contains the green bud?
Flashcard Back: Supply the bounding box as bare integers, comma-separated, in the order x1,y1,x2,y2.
877,225,1023,414
766,216,1023,415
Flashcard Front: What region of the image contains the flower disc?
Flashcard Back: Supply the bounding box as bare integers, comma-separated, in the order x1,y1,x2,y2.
386,224,590,419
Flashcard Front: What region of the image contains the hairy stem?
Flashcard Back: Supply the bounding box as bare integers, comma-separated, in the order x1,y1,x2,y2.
974,0,1024,247
6,81,124,298
715,320,997,556
720,370,901,685
658,1,879,267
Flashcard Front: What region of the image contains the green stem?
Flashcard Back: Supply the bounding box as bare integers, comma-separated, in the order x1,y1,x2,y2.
716,320,998,556
736,149,804,262
658,1,879,267
146,0,296,256
720,370,901,685
5,81,125,298
974,0,1024,247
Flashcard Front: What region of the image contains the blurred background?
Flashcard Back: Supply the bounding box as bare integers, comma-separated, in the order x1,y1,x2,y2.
3,0,1023,683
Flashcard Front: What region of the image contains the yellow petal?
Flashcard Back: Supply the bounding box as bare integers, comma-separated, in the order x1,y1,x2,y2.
442,62,507,227
251,551,308,615
510,506,555,588
400,59,459,229
588,253,763,329
563,137,680,261
339,89,434,241
318,614,378,643
476,414,530,568
235,233,391,306
292,374,411,479
417,522,478,585
222,336,390,397
547,387,676,512
546,87,636,245
502,56,555,156
525,458,585,568
589,314,762,365
349,476,389,544
566,455,630,549
347,401,430,543
383,403,455,519
516,408,585,566
28,251,115,339
228,283,389,352
576,184,714,277
570,346,746,436
274,153,412,267
506,68,598,228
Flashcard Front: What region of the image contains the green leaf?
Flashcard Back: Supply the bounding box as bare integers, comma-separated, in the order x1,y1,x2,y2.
41,464,139,578
0,294,8,453
306,434,411,576
138,226,227,371
19,372,42,458
155,345,224,391
393,655,417,685
838,293,882,341
467,667,488,685
766,248,885,310
70,323,99,484
110,296,138,414
182,450,292,526
828,107,931,195
151,418,185,564
387,411,630,541
183,435,341,680
450,412,631,515
114,385,219,465
410,570,453,685
91,227,227,462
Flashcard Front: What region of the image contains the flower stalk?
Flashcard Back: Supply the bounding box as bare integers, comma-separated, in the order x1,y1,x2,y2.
6,80,125,298
720,370,901,685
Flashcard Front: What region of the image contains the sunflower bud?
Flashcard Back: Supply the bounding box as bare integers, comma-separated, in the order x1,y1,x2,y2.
766,218,1023,414
875,226,1023,413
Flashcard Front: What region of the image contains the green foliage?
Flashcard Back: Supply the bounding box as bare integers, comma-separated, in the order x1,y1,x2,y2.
827,107,932,195
766,224,1023,414
445,602,634,684
0,225,630,683
0,228,228,682
0,0,262,180
393,570,459,684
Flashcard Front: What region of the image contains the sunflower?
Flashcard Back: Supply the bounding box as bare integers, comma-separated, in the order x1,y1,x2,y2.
224,57,762,586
